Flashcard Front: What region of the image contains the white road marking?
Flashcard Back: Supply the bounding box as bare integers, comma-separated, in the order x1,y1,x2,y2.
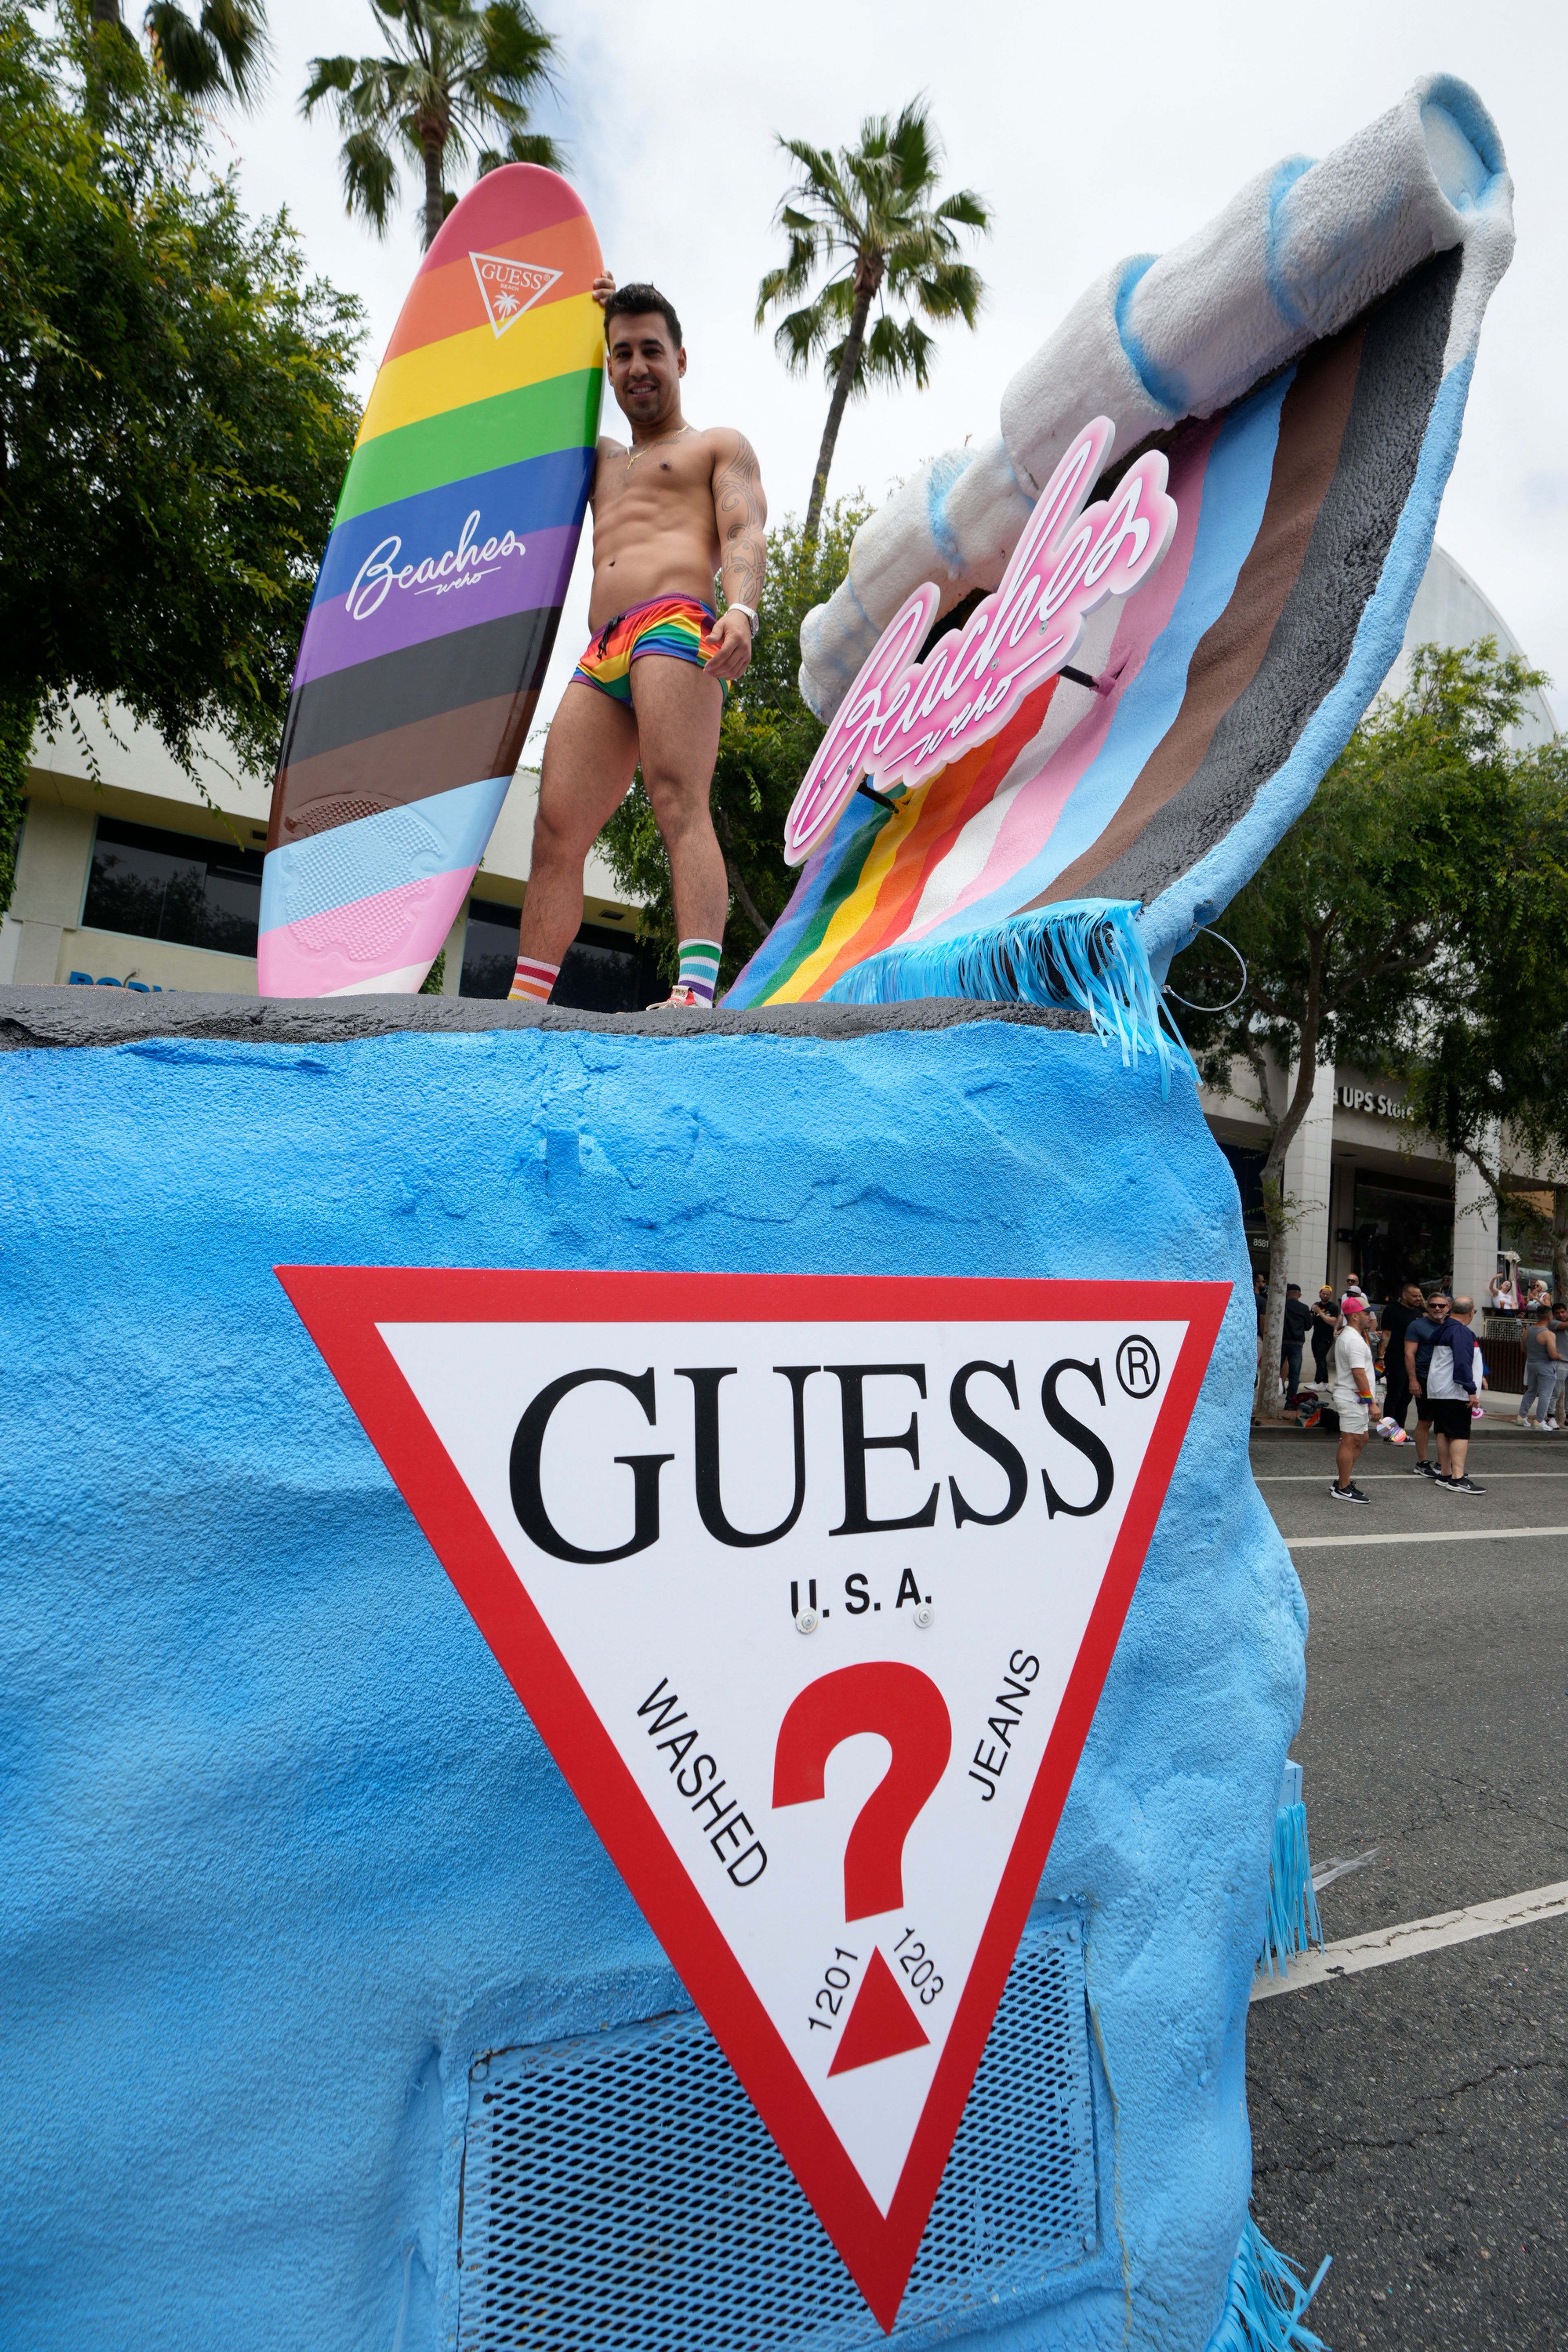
1283,1525,1568,1550
1252,1880,1568,2000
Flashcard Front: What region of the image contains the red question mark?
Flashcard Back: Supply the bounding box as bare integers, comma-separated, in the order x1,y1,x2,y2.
772,1662,953,1920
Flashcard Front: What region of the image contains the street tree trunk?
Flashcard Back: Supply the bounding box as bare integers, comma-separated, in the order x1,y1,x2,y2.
804,265,879,546
1552,1185,1568,1303
712,799,772,942
1253,930,1330,1421
86,0,129,115
422,130,446,251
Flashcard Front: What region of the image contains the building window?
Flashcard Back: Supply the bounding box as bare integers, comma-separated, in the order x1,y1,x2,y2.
82,817,265,958
460,899,662,1012
459,898,524,999
1350,1174,1453,1300
1218,1143,1270,1280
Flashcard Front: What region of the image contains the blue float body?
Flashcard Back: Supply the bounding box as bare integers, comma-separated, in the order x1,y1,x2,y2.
0,1017,1306,2349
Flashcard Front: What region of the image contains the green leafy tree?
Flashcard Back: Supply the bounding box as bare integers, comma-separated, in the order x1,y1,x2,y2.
0,2,363,905
1380,651,1568,1296
757,98,988,542
303,0,561,253
1167,641,1568,1417
597,499,870,987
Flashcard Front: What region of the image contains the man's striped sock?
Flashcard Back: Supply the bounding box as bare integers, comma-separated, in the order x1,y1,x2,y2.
677,938,722,1006
509,955,560,1005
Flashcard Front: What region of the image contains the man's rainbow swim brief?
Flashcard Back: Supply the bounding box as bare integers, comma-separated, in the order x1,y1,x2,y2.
572,595,725,705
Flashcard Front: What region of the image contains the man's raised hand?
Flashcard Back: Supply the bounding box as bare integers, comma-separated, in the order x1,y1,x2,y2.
592,271,616,309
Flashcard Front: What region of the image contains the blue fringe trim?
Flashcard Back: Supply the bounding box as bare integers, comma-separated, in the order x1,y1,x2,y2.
1258,1800,1323,1978
820,901,1195,1097
1207,2218,1332,2351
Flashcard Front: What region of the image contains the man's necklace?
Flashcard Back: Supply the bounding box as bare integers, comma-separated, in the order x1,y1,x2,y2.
625,423,691,472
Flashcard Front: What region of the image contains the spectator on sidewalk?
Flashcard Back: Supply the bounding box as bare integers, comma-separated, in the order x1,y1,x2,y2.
1404,1291,1452,1480
1281,1284,1313,1401
1424,1298,1484,1492
1310,1285,1338,1385
1330,1299,1378,1503
1379,1282,1425,1440
1549,1301,1568,1429
1518,1306,1561,1430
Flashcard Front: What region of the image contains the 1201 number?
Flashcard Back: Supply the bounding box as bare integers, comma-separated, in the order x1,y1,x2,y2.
807,1948,860,2031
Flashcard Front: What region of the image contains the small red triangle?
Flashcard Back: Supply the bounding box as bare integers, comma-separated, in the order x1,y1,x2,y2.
829,1949,931,2077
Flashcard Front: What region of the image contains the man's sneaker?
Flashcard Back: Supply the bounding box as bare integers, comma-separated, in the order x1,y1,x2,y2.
1440,1474,1486,1495
1410,1458,1440,1477
1330,1481,1372,1503
647,986,713,1011
1515,1414,1532,1426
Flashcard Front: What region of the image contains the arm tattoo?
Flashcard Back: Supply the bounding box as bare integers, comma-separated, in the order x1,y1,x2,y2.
715,430,768,611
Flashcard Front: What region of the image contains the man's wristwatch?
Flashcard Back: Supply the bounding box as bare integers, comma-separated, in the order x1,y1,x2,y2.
730,603,760,637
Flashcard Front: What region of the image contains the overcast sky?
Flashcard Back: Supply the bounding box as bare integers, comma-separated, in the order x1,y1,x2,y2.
228,0,1565,736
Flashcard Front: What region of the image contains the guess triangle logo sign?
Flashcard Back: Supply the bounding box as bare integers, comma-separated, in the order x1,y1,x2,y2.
468,251,561,335
278,1269,1227,2330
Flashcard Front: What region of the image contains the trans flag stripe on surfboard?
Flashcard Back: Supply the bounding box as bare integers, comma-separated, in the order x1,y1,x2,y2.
260,167,604,998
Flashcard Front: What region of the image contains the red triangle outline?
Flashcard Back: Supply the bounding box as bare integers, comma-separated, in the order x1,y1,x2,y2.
274,1267,1228,2331
829,1948,931,2076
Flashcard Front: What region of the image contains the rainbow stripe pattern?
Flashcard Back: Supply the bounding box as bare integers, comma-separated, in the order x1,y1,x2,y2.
728,249,1491,1020
259,166,604,997
572,595,722,705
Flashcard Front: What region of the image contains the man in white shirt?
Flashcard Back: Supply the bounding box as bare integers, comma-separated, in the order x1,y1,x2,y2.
1330,1298,1377,1503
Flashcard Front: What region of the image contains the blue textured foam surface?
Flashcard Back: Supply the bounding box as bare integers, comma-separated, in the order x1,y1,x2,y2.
0,1021,1307,2349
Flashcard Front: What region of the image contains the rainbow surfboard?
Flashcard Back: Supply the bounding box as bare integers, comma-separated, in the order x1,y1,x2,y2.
259,167,604,996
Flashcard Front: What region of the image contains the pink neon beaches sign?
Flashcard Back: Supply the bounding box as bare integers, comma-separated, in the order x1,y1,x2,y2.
784,419,1179,865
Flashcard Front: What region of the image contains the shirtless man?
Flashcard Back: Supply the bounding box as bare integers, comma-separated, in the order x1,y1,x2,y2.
509,278,767,1009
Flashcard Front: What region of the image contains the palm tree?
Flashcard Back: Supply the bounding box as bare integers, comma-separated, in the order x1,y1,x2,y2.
302,0,562,254
757,98,989,543
85,1,268,111
144,3,269,105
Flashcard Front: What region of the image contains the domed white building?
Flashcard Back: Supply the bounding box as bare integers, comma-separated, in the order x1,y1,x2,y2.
1388,544,1557,744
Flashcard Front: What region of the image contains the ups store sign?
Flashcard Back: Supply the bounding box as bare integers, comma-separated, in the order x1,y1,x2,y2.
1336,1081,1416,1124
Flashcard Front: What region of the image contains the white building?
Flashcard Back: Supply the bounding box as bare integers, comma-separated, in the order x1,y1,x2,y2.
0,709,649,1009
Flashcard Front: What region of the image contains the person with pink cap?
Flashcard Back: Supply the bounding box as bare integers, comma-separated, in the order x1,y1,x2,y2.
1329,1297,1378,1503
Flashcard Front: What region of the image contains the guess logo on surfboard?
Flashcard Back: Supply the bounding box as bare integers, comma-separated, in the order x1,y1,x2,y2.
469,251,561,336
277,1269,1226,2331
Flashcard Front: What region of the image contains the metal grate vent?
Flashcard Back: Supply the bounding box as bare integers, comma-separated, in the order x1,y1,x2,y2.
456,1919,1097,2352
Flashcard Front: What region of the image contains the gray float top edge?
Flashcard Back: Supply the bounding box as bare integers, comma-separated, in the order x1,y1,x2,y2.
0,984,1091,1054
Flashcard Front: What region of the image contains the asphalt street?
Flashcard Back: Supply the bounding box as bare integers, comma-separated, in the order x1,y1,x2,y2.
1245,1421,1568,2348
